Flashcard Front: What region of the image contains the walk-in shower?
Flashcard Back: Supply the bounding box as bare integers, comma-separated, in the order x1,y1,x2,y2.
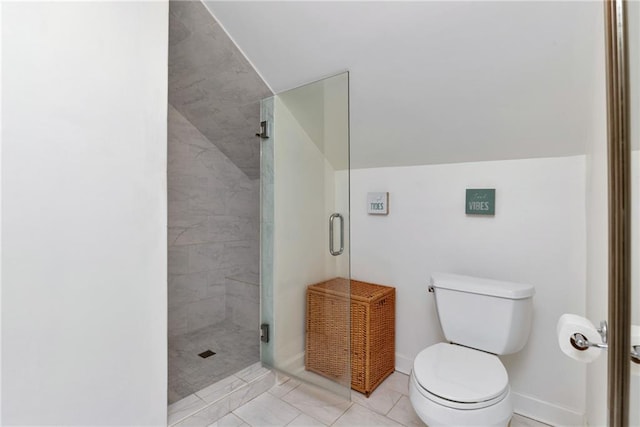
167,0,271,404
167,0,351,409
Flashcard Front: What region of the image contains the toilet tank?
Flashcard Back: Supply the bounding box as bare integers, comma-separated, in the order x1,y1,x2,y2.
430,273,535,355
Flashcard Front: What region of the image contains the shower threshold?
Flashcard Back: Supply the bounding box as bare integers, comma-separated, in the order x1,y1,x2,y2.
167,362,275,426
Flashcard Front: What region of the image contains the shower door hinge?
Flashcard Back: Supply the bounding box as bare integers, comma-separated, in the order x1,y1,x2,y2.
256,121,270,139
260,323,270,343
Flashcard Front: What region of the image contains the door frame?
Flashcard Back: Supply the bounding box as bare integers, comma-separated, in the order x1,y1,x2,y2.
604,0,632,425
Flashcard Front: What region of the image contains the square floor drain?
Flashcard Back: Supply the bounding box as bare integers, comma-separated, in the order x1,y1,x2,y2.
198,350,216,359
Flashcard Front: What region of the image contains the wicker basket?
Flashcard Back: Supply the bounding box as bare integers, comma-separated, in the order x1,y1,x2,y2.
305,277,395,396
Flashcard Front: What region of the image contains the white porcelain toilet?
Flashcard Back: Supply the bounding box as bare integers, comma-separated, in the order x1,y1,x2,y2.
409,273,535,427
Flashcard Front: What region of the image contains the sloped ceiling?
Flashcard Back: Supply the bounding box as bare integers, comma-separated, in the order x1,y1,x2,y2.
204,1,604,169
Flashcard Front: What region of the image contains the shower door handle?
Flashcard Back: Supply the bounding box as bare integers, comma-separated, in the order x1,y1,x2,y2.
329,213,344,256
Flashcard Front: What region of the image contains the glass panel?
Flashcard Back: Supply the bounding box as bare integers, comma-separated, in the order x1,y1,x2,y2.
629,1,640,424
261,72,351,398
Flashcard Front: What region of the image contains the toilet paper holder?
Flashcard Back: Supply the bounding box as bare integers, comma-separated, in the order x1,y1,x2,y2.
570,320,640,364
570,320,607,350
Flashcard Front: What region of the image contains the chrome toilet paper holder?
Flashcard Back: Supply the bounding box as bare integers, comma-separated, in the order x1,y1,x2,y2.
570,320,640,364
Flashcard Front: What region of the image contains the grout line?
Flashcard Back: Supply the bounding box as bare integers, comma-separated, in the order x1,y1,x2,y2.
169,369,272,426
325,399,354,427
167,394,208,427
231,410,253,427
279,381,301,399
264,393,306,426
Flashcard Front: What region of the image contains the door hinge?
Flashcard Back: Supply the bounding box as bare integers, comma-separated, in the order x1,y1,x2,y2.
256,121,270,139
260,323,270,343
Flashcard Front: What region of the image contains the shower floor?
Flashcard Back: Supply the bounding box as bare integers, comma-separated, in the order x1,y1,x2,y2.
168,320,260,404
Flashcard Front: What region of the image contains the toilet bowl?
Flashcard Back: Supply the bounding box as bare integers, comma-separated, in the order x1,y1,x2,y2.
409,273,535,427
408,343,512,427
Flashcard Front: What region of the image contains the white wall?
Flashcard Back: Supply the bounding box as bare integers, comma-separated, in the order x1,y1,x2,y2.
584,6,609,423
631,151,640,426
2,2,168,425
584,115,608,427
351,156,587,425
0,1,4,420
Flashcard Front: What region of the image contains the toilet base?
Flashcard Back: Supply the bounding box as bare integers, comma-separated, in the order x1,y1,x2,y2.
409,370,513,427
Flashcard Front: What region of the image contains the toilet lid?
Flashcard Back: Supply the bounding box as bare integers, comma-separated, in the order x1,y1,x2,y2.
413,343,508,404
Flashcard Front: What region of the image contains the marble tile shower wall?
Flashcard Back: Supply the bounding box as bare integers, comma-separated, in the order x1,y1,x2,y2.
225,272,260,330
168,105,260,337
169,0,272,180
168,0,272,337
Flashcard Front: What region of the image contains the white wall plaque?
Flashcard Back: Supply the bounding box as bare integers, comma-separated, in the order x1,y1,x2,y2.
367,192,389,215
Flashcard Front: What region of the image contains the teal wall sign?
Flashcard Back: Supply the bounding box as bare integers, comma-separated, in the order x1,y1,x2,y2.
466,189,495,215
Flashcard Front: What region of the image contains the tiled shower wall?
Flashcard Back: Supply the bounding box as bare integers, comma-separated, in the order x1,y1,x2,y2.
168,105,260,336
167,0,271,337
169,0,271,179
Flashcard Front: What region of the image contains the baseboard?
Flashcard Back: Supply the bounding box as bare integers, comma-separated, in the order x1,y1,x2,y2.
395,353,584,426
278,351,305,374
287,351,414,377
391,353,588,426
283,351,414,377
395,353,413,375
512,392,586,426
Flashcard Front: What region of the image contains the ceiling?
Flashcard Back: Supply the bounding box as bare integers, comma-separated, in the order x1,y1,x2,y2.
204,1,604,169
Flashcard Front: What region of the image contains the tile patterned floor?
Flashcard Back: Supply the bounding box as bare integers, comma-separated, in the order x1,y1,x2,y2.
175,368,553,427
169,321,260,404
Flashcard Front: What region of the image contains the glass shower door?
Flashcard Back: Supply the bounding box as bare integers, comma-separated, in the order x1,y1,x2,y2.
260,72,351,398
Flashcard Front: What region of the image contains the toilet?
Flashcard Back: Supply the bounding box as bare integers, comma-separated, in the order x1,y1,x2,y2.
409,273,535,427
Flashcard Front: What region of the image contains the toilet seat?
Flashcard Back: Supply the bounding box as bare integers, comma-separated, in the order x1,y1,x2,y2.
409,369,513,427
413,343,509,409
411,371,509,410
